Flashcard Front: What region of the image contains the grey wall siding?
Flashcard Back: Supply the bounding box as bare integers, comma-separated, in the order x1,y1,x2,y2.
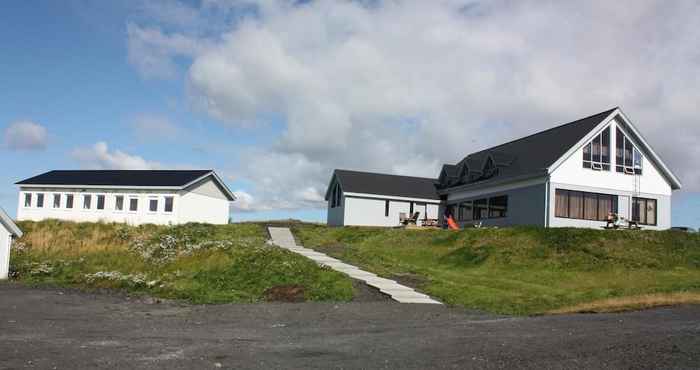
327,195,345,226
448,183,547,228
548,182,672,230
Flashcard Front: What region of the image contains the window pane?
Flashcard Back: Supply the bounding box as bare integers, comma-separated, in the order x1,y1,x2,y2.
555,190,569,218
24,193,31,207
598,195,612,221
632,198,642,223
583,143,592,162
601,127,610,164
115,196,124,211
97,195,105,210
459,201,472,221
83,195,91,209
129,198,138,211
37,193,44,208
149,199,158,212
569,191,584,219
591,134,601,162
624,137,633,166
53,194,61,208
633,148,643,174
165,197,174,213
646,199,657,225
473,199,488,220
616,128,624,166
488,196,508,218
584,193,598,220
66,194,74,209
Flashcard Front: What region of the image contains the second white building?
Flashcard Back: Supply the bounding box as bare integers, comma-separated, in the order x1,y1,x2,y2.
16,170,236,225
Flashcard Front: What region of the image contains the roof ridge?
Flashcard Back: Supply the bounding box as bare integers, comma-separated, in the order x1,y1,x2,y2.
335,168,437,181
450,107,618,167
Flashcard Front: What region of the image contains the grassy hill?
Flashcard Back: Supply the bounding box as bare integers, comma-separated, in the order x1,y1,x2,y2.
8,220,354,303
294,225,700,315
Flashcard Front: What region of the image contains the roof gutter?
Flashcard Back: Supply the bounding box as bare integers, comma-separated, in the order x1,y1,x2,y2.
436,171,548,195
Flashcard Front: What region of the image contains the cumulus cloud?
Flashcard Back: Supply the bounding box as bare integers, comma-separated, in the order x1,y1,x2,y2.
72,141,161,170
131,114,183,141
129,0,700,209
3,120,48,151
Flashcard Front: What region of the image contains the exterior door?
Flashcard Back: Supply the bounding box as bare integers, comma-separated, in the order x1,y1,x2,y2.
618,195,630,221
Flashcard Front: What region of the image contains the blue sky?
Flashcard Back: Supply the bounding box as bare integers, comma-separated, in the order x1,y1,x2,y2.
1,1,699,228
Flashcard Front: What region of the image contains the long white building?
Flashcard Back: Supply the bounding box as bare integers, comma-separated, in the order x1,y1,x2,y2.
326,107,682,230
1,207,23,280
16,170,236,225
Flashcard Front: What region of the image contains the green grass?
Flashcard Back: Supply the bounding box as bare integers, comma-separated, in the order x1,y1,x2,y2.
293,225,700,315
9,220,354,303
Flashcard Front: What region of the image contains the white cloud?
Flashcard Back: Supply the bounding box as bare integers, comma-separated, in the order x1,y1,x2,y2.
130,0,700,209
132,114,183,141
3,120,48,151
72,141,161,170
230,190,258,212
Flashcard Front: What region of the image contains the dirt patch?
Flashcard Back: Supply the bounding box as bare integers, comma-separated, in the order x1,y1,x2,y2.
318,242,348,256
264,285,306,302
351,280,393,303
390,272,428,289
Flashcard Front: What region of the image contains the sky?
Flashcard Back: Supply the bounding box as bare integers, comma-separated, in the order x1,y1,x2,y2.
1,0,699,228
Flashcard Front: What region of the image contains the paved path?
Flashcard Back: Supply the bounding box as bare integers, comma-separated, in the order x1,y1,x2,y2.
2,284,700,369
268,227,441,304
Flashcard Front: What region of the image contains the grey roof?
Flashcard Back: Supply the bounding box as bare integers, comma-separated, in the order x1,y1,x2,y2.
441,107,618,189
330,169,439,200
17,170,213,187
0,207,22,237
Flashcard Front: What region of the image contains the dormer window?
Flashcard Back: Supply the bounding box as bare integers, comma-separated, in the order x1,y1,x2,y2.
583,126,611,171
616,127,643,175
482,157,498,179
459,165,469,182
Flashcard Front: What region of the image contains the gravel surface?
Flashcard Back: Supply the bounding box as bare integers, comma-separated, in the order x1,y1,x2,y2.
1,283,699,369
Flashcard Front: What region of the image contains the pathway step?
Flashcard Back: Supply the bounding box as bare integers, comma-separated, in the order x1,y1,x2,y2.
267,227,442,305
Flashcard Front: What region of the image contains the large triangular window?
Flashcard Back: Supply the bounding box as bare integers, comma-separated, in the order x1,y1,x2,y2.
616,127,643,175
582,126,611,171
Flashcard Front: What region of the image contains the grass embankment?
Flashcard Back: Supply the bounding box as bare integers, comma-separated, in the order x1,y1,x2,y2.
9,220,354,303
294,225,700,315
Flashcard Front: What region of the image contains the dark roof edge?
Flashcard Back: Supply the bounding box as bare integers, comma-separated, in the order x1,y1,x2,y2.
437,171,547,195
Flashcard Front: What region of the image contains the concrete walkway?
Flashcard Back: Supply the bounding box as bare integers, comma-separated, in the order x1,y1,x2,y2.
268,227,441,304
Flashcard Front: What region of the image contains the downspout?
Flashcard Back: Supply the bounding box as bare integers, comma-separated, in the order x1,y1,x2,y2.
544,176,551,228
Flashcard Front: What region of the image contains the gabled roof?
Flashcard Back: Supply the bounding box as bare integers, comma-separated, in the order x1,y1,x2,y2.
328,169,439,201
16,170,236,201
0,207,22,237
441,107,619,190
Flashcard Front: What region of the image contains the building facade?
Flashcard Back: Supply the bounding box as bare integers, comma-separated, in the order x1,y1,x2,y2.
1,207,23,280
16,170,236,226
327,108,681,230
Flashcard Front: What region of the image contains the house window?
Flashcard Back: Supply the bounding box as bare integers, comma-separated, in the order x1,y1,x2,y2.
66,194,74,209
583,126,611,170
488,196,508,218
409,202,414,215
482,158,498,179
164,196,174,213
632,197,657,226
24,193,32,207
83,195,92,209
149,198,158,213
129,197,138,212
36,193,45,208
616,127,643,175
458,201,473,221
555,189,618,221
115,195,124,211
385,200,390,217
53,194,61,209
96,195,105,210
473,199,488,220
330,183,341,208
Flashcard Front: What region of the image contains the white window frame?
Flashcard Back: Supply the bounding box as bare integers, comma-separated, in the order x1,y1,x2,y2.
148,197,159,214
128,196,139,213
95,194,106,211
53,193,62,209
163,196,175,213
65,193,74,210
82,194,92,210
23,193,32,208
114,195,125,212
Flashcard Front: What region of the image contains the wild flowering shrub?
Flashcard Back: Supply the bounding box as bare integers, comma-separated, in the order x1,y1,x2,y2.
84,271,160,288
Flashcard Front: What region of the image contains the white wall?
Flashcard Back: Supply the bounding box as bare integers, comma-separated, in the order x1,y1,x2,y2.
178,177,231,224
0,228,10,280
17,178,231,225
342,196,439,227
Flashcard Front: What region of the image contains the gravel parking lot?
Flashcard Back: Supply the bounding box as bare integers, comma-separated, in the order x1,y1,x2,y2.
1,283,699,369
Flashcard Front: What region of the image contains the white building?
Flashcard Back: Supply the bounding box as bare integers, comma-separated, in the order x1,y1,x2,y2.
325,170,440,227
16,170,236,225
327,108,682,230
1,207,23,280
